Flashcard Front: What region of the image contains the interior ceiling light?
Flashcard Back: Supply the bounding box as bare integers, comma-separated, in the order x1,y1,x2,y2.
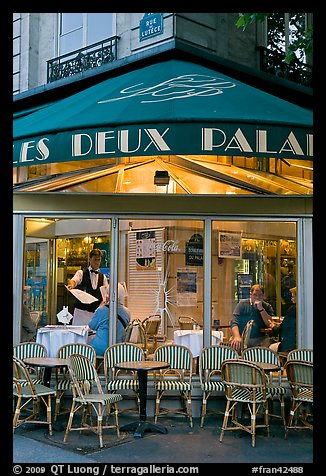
154,170,170,186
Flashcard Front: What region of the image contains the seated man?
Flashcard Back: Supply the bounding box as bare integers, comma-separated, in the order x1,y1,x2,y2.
230,284,274,352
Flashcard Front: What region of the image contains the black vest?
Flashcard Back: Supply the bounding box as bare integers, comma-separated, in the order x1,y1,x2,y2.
75,268,104,313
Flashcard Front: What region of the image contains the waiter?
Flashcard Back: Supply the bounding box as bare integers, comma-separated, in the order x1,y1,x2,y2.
67,248,109,326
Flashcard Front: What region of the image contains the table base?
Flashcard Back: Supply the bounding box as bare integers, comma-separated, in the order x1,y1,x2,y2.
120,419,168,438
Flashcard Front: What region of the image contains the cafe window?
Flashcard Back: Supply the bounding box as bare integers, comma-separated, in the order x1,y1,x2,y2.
118,219,205,349
211,220,297,345
266,12,309,63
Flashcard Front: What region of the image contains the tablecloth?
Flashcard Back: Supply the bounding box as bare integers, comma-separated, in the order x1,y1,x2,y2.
173,329,224,357
36,325,88,357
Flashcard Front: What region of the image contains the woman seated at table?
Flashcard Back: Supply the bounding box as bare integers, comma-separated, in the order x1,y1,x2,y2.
87,284,131,355
269,287,297,353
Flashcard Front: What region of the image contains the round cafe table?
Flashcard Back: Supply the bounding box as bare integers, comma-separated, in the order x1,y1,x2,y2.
115,360,170,438
23,357,69,387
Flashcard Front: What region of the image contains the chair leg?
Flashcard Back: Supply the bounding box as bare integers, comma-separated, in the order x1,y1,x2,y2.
13,396,22,431
113,403,120,437
251,403,256,448
54,391,62,421
63,400,76,443
46,395,53,436
97,403,103,448
154,391,163,423
200,393,208,427
219,400,231,442
186,391,193,428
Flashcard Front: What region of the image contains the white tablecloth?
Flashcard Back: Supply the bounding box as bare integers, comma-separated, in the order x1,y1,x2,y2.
173,330,224,357
36,325,88,357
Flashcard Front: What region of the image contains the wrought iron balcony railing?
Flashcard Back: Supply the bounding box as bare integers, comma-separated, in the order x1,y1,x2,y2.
47,36,119,83
257,46,312,88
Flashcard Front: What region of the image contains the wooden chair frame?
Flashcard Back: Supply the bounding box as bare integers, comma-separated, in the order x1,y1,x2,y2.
13,356,56,435
284,360,313,437
64,354,122,448
219,359,270,448
54,343,97,421
199,344,239,427
153,343,193,427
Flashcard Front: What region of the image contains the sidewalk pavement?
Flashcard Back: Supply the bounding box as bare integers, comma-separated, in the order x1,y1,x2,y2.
13,413,313,465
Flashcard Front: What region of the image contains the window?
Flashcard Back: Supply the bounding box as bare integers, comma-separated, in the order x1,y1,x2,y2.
266,13,308,63
59,13,114,55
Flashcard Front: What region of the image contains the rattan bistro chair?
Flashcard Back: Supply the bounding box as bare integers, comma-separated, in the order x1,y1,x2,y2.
219,359,270,448
153,343,193,427
287,348,313,363
13,342,48,385
178,316,200,330
227,319,254,356
124,319,148,355
13,356,56,435
199,344,239,427
64,354,122,448
242,346,286,429
142,314,161,357
284,360,313,438
104,343,145,413
54,343,97,420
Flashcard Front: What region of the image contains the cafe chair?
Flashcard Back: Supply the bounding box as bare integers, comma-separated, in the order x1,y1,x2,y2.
178,316,200,330
124,318,148,356
199,344,239,427
227,319,254,356
242,346,287,429
13,356,56,435
64,353,123,448
284,360,313,438
29,311,41,327
287,348,313,363
104,343,145,413
13,342,48,385
219,359,270,448
142,314,161,357
54,343,97,421
153,343,193,427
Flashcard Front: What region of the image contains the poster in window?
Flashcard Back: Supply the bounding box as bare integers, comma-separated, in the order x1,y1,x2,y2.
177,268,197,306
237,273,253,301
185,233,203,266
218,231,242,259
136,231,156,270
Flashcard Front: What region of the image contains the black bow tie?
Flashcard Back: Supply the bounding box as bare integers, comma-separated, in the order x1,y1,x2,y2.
90,269,99,274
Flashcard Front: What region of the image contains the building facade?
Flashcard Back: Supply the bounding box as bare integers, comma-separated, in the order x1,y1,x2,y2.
13,13,313,353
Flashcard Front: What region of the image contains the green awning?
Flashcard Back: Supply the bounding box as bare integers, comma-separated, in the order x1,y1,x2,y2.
13,58,313,167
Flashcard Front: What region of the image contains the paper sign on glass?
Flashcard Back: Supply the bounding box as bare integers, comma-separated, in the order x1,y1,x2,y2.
65,286,98,304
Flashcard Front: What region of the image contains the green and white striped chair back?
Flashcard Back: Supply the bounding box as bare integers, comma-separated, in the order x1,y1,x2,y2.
104,343,144,369
242,346,280,366
199,345,238,390
221,359,267,401
284,360,313,401
13,342,47,359
68,354,101,400
104,343,145,391
13,342,47,385
200,344,239,372
287,349,313,363
57,343,96,363
154,344,192,371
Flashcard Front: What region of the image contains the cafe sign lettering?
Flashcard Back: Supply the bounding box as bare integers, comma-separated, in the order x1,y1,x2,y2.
139,13,164,42
13,126,313,166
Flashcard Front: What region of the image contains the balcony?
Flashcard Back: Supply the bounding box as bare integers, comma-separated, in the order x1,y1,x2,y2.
257,46,312,88
47,36,119,83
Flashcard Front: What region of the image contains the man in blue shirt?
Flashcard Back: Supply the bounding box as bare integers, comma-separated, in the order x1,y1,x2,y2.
230,284,274,351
